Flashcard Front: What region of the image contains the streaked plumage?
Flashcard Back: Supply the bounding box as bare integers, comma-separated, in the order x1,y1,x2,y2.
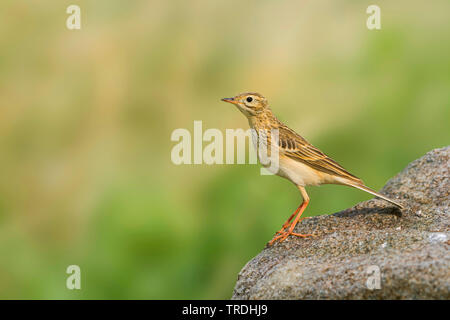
222,92,403,245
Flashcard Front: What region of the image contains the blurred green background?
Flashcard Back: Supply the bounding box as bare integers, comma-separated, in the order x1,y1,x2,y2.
0,0,449,299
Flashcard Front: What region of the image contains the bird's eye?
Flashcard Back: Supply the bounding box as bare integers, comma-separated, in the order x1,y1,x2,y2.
246,97,253,103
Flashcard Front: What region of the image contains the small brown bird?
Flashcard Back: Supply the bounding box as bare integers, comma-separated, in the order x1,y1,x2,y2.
222,92,403,245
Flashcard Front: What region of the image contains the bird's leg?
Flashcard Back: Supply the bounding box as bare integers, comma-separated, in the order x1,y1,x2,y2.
280,207,301,230
269,186,314,245
275,207,311,235
269,200,310,245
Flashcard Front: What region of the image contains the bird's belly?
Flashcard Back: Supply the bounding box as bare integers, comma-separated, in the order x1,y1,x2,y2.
275,157,336,187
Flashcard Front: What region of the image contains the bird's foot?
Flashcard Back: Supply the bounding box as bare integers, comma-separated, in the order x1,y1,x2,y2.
268,230,315,246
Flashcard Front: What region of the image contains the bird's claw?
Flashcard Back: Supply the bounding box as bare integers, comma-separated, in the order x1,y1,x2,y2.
268,231,315,246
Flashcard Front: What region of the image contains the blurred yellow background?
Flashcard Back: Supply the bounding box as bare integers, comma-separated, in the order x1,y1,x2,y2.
0,0,449,299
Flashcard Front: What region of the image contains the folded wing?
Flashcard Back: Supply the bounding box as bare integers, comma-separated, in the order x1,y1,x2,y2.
274,126,363,184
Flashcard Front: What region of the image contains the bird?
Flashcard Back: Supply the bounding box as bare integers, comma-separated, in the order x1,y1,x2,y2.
221,92,404,245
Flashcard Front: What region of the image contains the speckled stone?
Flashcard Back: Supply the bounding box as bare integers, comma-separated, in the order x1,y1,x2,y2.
232,146,450,299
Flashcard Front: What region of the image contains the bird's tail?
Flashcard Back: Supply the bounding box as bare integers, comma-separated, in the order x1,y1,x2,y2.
346,183,404,209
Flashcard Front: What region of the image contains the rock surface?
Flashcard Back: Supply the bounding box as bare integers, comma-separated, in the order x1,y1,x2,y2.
232,147,449,299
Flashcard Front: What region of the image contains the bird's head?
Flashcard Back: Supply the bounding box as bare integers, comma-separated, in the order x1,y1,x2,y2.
221,92,268,117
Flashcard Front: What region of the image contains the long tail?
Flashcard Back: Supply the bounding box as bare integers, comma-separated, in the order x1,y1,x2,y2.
346,183,404,209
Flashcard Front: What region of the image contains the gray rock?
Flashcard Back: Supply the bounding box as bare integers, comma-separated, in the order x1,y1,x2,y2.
232,146,450,299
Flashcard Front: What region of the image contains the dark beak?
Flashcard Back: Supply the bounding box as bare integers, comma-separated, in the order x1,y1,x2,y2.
221,97,238,105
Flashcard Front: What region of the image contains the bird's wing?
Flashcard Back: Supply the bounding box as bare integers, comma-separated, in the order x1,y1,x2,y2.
270,125,363,183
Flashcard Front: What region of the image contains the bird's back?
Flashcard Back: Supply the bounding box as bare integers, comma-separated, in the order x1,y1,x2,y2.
249,110,363,185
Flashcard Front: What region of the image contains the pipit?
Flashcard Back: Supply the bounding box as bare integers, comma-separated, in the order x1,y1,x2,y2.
222,92,403,245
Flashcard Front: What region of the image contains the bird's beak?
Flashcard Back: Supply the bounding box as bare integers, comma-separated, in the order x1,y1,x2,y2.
221,97,239,105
